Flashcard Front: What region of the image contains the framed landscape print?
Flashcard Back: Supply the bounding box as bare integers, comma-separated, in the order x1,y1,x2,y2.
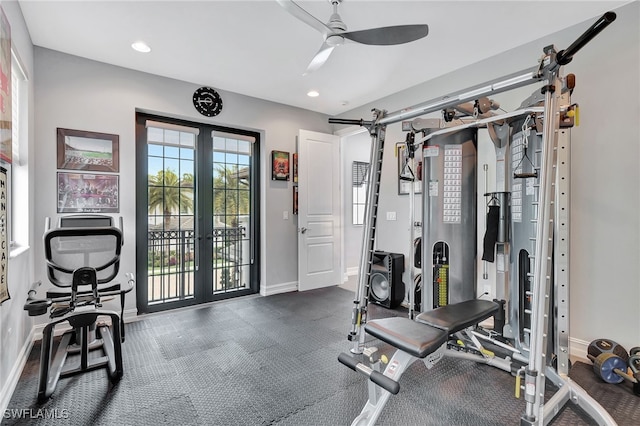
57,128,120,173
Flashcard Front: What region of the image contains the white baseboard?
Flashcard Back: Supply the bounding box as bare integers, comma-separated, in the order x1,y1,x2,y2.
123,308,140,323
261,281,297,296
346,267,359,277
0,327,35,414
569,336,589,362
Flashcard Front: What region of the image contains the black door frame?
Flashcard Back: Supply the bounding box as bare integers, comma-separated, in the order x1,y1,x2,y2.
135,112,261,314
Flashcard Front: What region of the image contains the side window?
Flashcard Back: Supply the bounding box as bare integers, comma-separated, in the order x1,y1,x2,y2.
352,161,369,225
9,51,28,250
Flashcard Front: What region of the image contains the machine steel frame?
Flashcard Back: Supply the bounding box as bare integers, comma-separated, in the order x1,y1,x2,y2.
331,12,617,425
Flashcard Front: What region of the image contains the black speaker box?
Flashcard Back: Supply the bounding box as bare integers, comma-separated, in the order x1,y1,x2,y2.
369,251,405,309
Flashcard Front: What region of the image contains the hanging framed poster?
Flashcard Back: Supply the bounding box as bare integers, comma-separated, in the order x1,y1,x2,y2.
0,7,12,164
57,128,120,173
293,186,298,215
271,150,290,181
0,167,8,304
57,172,119,213
292,153,298,183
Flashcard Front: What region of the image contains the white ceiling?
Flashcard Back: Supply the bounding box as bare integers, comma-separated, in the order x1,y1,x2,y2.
18,0,626,116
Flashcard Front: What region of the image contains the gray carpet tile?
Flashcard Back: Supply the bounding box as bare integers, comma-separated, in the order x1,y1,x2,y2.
4,286,639,425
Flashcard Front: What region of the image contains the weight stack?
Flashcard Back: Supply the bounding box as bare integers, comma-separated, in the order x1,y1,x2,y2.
422,128,477,309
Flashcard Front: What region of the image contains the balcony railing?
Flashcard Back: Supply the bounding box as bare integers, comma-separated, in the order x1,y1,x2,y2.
147,226,248,304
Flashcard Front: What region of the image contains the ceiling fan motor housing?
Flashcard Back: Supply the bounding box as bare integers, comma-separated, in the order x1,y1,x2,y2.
327,12,347,32
326,5,346,47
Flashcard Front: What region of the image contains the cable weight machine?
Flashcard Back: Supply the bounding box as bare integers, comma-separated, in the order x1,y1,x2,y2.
331,12,617,425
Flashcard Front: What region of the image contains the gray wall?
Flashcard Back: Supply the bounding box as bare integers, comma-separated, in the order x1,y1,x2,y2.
0,0,35,410
336,2,640,353
32,47,331,318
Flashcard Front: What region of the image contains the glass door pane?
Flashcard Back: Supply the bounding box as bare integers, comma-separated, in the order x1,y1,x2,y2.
210,133,253,295
146,126,197,305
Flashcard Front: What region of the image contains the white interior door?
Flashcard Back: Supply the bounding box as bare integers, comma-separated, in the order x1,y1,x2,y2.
298,129,341,291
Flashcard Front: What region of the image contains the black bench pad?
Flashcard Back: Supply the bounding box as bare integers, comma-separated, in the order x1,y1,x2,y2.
415,299,500,333
365,317,448,358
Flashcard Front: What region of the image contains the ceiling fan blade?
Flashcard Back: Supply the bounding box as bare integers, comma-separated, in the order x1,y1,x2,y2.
276,0,333,36
304,42,335,75
341,24,429,46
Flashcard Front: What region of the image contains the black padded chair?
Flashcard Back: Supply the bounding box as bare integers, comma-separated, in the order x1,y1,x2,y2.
24,215,134,403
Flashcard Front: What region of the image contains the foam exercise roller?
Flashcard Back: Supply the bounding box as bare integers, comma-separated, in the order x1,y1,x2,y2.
588,338,629,363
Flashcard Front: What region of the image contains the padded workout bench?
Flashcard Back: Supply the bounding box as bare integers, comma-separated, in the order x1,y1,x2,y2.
339,299,500,426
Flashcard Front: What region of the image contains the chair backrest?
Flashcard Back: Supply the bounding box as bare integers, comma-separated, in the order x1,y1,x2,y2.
44,215,122,288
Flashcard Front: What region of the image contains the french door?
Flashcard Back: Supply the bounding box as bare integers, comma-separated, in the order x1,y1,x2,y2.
135,113,260,313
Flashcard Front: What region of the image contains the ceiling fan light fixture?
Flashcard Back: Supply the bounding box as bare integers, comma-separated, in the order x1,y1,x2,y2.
307,90,320,97
131,41,151,53
325,34,344,47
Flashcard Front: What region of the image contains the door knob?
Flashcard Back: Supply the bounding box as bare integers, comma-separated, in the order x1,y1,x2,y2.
300,227,307,234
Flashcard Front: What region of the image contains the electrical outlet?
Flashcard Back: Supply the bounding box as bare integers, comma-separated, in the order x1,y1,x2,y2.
483,284,492,297
283,211,289,220
386,211,397,221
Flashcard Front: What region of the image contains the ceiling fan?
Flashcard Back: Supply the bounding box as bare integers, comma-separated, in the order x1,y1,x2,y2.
276,0,429,75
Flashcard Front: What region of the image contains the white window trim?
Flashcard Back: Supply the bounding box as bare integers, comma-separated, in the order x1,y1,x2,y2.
9,48,29,257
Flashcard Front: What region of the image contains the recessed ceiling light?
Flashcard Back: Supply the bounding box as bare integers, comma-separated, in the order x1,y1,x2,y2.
131,41,151,53
307,90,320,98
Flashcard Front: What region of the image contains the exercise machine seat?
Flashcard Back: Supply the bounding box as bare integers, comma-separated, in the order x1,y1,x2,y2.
415,299,500,333
365,317,448,358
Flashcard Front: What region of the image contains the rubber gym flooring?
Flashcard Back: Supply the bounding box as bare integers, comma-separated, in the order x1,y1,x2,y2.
5,286,639,425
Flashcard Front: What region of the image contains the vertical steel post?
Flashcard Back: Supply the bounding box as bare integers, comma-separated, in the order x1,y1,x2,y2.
521,70,560,424
350,112,387,353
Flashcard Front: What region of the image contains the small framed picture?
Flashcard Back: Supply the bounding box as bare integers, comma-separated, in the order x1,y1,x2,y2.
293,186,298,215
271,150,290,181
293,153,298,183
57,172,119,213
57,128,120,173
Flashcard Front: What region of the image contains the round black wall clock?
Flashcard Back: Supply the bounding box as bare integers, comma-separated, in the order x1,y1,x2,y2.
192,87,223,117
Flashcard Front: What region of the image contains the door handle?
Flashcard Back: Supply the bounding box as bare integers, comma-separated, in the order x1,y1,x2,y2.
300,227,307,234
